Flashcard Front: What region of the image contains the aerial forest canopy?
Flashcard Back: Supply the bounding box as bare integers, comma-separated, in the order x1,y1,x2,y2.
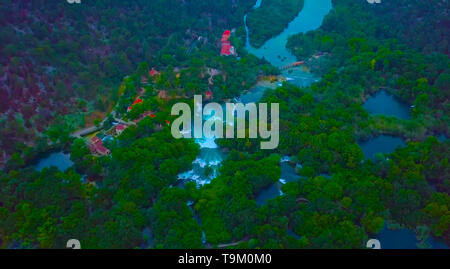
0,0,257,157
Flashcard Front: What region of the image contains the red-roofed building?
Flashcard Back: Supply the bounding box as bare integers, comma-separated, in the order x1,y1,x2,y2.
143,111,155,118
158,90,168,99
115,124,128,135
89,136,110,156
221,42,232,56
220,30,235,56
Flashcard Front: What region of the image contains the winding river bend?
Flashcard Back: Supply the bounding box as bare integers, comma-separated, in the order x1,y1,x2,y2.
178,0,333,187
244,0,333,88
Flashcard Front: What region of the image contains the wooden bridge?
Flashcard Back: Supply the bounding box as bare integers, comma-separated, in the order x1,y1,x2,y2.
280,61,304,70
